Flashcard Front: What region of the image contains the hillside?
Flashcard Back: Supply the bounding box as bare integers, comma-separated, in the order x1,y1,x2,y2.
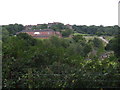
2,23,120,88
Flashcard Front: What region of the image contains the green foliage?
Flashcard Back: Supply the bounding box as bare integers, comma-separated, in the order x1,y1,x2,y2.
17,33,37,46
92,38,104,49
72,25,119,36
72,35,86,42
32,24,48,30
61,29,73,37
105,32,120,58
2,23,24,35
2,31,120,88
50,23,65,31
2,28,9,41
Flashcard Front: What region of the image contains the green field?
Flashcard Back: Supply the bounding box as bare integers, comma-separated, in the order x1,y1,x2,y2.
84,36,96,40
73,33,89,36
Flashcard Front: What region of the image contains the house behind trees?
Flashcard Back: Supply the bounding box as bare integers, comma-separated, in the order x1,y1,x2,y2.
17,29,62,39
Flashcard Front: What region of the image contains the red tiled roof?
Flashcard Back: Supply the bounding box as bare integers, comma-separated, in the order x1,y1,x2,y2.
19,29,54,33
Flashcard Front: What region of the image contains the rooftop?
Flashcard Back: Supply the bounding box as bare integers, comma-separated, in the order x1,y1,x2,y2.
19,29,54,32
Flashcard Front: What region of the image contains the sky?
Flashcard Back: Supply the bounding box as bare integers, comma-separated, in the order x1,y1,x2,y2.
0,0,119,26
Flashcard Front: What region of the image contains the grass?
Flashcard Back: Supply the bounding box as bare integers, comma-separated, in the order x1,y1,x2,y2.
83,36,97,41
73,33,89,36
35,34,114,45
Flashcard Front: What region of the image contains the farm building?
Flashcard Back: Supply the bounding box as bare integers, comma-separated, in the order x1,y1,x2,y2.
17,29,62,39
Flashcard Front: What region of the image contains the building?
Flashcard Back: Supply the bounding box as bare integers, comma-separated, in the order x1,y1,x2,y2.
17,29,62,39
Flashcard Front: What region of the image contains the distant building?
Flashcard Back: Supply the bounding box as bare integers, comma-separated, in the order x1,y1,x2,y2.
17,29,62,39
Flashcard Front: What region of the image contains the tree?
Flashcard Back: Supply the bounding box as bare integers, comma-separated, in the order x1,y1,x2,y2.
2,27,9,41
72,35,86,42
17,33,37,46
72,25,119,36
61,29,73,37
2,24,24,35
50,23,65,31
105,32,120,58
2,27,120,88
39,24,48,29
92,38,104,49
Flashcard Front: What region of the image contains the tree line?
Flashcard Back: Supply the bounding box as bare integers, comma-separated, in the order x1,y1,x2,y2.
2,23,119,38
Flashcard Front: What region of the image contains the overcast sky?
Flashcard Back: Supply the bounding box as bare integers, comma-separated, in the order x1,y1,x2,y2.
0,0,119,26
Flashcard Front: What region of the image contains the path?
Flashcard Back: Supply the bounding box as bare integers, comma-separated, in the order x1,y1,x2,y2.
98,37,109,44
